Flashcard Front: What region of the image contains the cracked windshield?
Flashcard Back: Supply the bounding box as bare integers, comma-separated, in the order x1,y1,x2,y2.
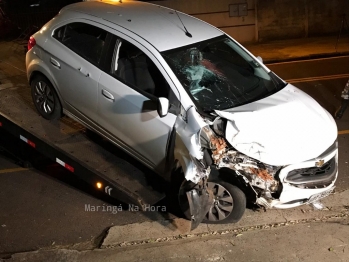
162,36,286,112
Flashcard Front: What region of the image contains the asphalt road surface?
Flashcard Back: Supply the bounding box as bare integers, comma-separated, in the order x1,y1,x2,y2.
1,55,349,256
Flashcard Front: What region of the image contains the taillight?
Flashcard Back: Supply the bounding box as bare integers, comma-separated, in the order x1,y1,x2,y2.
28,36,36,51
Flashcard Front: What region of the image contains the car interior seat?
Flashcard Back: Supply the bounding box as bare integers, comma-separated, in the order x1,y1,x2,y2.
115,43,156,95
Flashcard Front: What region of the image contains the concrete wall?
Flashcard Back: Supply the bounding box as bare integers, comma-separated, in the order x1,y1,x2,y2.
257,0,349,42
148,0,349,43
308,0,349,37
149,0,257,43
256,0,307,41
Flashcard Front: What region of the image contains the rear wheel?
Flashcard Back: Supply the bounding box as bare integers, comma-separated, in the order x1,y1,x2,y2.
179,179,246,224
31,75,62,120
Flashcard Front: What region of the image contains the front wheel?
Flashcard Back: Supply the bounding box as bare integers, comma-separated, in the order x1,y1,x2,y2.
204,181,246,224
31,75,62,120
179,180,246,224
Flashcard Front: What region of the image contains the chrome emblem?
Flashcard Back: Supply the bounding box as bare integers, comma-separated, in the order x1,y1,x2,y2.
315,159,325,167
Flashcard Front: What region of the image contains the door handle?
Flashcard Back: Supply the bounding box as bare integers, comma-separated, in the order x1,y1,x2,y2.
78,67,90,77
101,89,115,102
50,57,60,69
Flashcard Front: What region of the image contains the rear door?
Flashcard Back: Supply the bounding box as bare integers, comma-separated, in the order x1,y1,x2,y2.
45,21,109,126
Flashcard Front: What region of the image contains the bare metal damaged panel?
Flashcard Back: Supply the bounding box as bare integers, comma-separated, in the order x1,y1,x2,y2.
174,106,210,184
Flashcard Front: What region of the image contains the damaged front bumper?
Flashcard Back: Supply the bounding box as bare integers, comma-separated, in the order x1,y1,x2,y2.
180,137,337,225
256,141,338,209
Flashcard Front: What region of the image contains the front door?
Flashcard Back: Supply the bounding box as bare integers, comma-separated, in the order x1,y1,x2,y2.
97,37,178,172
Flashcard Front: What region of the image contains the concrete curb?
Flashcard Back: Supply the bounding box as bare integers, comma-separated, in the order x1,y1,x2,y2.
101,189,349,248
4,190,349,262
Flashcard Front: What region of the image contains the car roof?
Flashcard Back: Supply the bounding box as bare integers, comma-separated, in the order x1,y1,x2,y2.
62,0,223,52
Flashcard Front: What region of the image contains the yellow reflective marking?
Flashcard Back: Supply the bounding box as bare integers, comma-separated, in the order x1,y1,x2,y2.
286,74,349,84
338,130,349,135
0,167,30,174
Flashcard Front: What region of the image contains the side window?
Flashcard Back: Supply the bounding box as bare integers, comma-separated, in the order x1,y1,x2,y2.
53,22,107,66
108,38,170,98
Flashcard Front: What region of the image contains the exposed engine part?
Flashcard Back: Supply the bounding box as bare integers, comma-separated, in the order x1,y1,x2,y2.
199,124,281,202
210,136,226,163
249,168,274,181
200,126,227,163
216,150,280,198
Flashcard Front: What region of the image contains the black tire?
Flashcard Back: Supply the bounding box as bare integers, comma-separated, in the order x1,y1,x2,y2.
179,179,246,224
31,75,62,120
204,181,246,224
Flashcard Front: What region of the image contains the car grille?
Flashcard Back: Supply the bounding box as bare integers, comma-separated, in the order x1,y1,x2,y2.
286,157,337,189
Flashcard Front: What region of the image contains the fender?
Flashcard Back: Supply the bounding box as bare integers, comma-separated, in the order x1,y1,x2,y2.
173,106,209,184
26,55,66,109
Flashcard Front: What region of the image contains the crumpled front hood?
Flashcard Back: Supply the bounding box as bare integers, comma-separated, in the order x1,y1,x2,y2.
215,84,337,166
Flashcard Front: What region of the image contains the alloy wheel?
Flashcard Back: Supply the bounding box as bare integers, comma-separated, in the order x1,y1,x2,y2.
34,81,55,114
205,182,234,221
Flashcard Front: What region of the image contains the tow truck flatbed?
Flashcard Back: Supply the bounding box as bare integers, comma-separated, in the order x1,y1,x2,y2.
0,82,165,208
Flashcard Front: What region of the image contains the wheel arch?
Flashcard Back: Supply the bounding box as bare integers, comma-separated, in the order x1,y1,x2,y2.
27,58,65,106
209,167,257,204
30,71,64,117
30,70,65,107
170,162,257,203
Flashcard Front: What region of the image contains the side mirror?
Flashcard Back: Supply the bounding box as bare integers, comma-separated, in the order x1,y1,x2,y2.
256,56,263,64
157,97,169,118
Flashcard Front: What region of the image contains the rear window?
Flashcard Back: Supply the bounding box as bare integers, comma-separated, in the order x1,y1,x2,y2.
53,22,107,65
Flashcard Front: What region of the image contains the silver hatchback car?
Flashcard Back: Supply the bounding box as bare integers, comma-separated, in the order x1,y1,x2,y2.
26,0,338,226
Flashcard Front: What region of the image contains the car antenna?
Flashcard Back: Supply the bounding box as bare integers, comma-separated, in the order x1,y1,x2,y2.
175,11,192,38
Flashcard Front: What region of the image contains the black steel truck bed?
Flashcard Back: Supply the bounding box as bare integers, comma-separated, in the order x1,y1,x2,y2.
0,84,165,208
